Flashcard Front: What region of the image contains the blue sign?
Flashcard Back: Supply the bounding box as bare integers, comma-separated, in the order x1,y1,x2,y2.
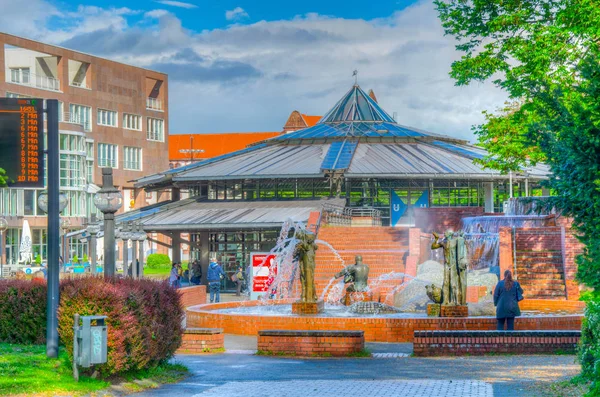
414,190,429,208
391,191,407,226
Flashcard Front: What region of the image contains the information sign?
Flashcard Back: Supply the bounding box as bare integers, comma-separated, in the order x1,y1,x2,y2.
250,252,277,300
0,98,44,187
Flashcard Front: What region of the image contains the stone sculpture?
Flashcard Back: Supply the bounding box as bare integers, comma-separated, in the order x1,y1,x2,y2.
431,230,469,309
334,255,370,293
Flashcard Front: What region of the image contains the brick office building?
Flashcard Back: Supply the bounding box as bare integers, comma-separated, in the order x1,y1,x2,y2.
0,32,169,266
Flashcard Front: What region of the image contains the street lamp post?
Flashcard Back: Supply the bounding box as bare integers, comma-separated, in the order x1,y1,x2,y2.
87,215,101,274
130,223,140,279
37,190,69,358
94,168,123,276
0,216,7,278
60,218,70,271
120,223,132,277
137,225,147,279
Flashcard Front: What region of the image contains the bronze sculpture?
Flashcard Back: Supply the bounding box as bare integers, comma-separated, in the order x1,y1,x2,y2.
431,230,468,306
425,284,442,304
295,230,318,303
334,255,370,293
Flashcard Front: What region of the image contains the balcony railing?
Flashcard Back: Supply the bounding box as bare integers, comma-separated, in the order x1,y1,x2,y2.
321,203,382,227
98,158,117,168
70,80,88,89
146,97,162,111
63,112,92,132
9,69,60,91
123,161,141,171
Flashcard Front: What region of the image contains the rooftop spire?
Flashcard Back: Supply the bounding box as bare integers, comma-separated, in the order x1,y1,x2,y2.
320,84,395,123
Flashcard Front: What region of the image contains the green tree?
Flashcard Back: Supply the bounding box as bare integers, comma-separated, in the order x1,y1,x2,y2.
0,168,7,187
435,0,600,288
435,0,600,170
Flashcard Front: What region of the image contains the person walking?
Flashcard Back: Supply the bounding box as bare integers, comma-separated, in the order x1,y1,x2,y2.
493,270,524,330
233,266,244,296
169,262,179,289
207,257,226,303
190,260,202,285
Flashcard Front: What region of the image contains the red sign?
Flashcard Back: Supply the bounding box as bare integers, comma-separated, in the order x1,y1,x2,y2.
250,253,277,300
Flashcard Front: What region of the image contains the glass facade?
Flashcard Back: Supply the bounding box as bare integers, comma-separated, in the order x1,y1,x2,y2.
188,230,279,291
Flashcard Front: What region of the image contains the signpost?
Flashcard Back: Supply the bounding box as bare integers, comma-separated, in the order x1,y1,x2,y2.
0,98,44,187
250,252,277,300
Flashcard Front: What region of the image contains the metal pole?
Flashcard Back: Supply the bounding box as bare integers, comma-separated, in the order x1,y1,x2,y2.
123,234,129,277
104,212,115,276
138,234,144,279
0,231,3,278
90,233,97,274
46,99,60,358
73,313,79,381
131,236,137,279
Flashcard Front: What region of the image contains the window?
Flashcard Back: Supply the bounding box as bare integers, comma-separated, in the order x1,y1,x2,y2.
123,146,142,170
69,104,92,131
10,67,30,84
97,109,118,127
147,118,164,141
86,141,94,158
123,113,142,130
60,153,86,188
97,143,118,168
6,92,31,98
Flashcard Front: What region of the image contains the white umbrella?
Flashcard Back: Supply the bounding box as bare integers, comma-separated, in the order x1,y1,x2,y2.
19,220,33,264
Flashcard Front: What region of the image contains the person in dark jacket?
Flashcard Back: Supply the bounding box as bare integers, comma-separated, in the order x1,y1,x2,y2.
493,270,524,330
207,258,226,303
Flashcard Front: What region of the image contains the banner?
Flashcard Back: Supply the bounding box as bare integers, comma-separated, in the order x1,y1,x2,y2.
414,190,429,209
390,191,407,227
250,252,277,300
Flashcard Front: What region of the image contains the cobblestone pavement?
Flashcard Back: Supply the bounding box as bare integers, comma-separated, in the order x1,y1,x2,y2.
134,349,579,397
188,380,493,397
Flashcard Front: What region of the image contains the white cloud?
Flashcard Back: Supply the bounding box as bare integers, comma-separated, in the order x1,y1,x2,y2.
225,7,249,21
155,1,197,9
1,0,507,143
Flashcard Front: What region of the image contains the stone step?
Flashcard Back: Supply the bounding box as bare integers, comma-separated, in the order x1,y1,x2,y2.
515,263,564,270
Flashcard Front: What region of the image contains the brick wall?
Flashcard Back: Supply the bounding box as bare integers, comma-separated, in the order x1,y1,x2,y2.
257,330,364,357
498,227,569,299
178,285,206,308
413,330,580,357
414,207,484,233
187,300,583,343
176,328,224,354
315,226,408,302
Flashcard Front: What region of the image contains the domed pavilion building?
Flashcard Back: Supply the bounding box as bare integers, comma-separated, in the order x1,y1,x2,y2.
128,83,549,286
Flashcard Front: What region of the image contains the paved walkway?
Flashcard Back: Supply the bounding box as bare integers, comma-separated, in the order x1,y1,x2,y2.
133,335,579,397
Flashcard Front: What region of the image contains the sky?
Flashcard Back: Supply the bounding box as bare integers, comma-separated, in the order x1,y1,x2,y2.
0,0,507,142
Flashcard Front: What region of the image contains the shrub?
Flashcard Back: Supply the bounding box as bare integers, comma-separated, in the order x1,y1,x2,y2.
146,253,171,269
83,254,89,263
0,279,47,344
35,255,42,265
73,255,79,264
579,298,600,395
58,276,184,376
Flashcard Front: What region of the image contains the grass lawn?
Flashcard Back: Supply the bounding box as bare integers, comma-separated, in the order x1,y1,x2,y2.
0,344,187,396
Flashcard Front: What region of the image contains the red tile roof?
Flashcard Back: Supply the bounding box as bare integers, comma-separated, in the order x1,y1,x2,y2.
169,132,280,161
301,114,321,127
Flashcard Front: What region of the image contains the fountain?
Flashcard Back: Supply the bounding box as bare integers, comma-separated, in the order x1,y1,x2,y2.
184,204,584,342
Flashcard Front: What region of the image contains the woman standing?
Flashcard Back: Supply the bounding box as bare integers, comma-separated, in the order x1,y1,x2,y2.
493,270,524,330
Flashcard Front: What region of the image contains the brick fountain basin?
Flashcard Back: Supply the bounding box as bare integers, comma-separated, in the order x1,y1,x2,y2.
186,299,584,343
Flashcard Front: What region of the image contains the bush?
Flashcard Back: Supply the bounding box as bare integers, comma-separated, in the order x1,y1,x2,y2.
0,279,47,344
579,298,600,395
0,277,184,378
146,253,171,269
58,277,184,376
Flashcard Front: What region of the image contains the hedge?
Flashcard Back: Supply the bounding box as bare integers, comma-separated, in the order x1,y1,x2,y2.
579,298,600,395
146,253,172,269
0,277,184,377
0,279,47,344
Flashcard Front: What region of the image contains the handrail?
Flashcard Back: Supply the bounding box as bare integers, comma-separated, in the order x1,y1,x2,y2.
321,203,381,227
